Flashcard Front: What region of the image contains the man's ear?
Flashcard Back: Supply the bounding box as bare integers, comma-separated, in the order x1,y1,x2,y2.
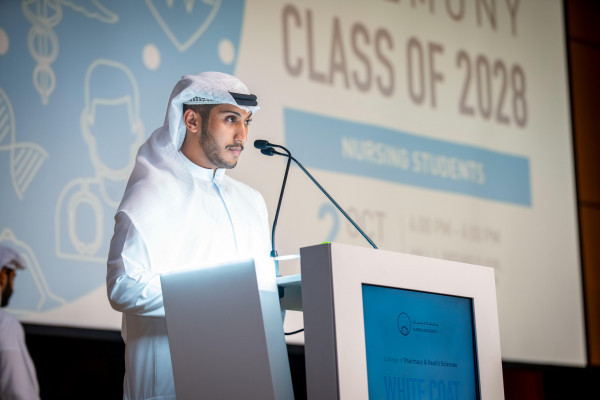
183,109,201,134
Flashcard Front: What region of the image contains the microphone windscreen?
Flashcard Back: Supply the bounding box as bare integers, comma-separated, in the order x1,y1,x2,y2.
260,148,275,156
254,139,270,149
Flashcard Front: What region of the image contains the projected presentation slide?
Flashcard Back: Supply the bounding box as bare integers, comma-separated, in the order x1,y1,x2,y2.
362,284,479,400
0,0,585,367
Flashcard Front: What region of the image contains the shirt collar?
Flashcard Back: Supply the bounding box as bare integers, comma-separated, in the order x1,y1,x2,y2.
179,151,226,182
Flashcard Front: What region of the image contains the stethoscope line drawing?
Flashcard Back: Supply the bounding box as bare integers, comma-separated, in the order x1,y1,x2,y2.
55,177,106,261
0,228,67,315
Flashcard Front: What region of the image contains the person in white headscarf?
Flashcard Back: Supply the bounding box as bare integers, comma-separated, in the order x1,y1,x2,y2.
106,72,271,400
0,244,40,400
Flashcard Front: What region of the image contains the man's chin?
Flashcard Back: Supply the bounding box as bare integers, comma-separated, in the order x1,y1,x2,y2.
209,154,239,169
219,159,238,169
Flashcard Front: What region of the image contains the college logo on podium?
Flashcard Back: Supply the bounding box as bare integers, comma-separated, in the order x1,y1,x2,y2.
397,312,412,336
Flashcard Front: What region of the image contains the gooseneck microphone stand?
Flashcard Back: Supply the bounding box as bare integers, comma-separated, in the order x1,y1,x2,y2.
255,140,378,336
265,144,292,276
255,140,378,253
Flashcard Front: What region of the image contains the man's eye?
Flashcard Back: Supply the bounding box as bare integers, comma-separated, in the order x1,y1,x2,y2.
225,115,237,122
245,118,253,126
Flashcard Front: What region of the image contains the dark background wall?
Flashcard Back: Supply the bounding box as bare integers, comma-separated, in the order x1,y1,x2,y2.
22,1,600,398
568,0,600,367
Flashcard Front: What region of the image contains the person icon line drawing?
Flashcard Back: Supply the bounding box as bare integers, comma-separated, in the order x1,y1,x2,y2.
55,59,144,263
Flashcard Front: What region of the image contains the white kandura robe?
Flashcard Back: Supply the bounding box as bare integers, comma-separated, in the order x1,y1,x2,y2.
106,73,270,400
107,156,271,400
0,309,40,400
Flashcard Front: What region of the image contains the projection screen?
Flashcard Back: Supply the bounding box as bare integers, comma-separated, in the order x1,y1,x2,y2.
0,0,585,366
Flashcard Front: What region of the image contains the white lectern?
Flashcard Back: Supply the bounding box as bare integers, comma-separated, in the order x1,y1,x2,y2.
161,258,294,400
161,243,504,400
299,243,504,400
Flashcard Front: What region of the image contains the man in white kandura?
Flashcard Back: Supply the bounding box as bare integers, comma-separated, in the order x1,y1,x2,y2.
107,72,271,400
0,244,40,400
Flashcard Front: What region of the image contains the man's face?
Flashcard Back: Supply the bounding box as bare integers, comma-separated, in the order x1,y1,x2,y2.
197,104,253,169
0,268,15,308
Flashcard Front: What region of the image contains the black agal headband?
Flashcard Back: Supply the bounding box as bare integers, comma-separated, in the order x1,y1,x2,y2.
229,92,258,107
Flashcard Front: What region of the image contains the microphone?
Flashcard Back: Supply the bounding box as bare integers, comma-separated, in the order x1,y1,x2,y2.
254,139,378,252
254,139,271,150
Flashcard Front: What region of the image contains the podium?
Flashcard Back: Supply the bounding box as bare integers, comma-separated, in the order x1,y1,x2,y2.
161,243,504,400
299,243,504,400
160,257,294,400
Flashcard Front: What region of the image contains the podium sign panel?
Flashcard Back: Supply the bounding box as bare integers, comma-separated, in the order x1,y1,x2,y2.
300,243,504,400
362,284,479,398
161,258,294,400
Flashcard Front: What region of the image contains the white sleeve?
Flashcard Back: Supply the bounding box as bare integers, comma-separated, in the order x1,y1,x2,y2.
106,211,165,317
0,320,40,400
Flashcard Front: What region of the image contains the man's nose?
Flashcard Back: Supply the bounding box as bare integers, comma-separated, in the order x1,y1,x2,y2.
234,122,248,144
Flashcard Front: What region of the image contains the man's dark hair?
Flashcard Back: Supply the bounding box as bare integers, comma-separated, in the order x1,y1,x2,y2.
183,103,217,134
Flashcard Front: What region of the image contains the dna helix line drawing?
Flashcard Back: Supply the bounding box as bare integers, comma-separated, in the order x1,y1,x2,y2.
0,228,67,315
0,88,48,199
21,0,118,105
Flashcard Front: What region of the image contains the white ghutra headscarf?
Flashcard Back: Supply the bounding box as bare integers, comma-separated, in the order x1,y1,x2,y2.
119,72,259,212
0,244,25,271
116,72,260,270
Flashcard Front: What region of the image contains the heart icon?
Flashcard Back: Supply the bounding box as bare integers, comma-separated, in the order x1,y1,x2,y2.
145,0,222,52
